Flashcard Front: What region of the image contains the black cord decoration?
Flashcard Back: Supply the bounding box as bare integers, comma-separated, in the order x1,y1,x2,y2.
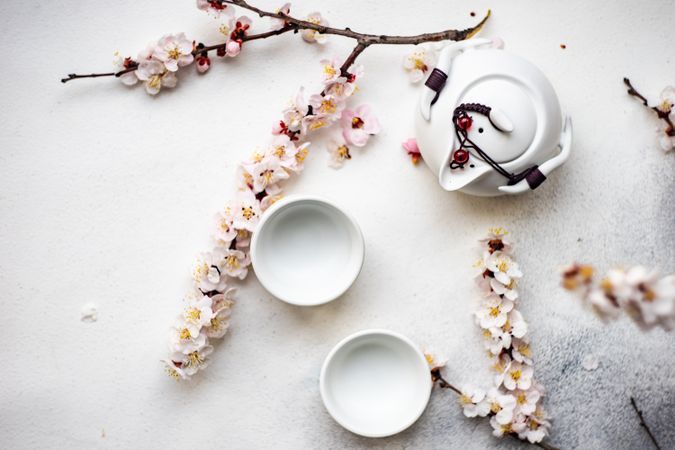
452,103,538,186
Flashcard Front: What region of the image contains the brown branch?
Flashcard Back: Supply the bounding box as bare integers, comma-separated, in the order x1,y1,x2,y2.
61,1,490,83
224,0,489,45
433,370,560,450
624,77,674,137
630,396,662,450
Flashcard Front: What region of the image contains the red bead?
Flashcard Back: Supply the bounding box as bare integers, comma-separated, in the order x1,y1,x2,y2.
453,149,469,164
458,115,472,130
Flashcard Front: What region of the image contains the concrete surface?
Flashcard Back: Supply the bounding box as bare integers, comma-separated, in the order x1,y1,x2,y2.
0,0,673,448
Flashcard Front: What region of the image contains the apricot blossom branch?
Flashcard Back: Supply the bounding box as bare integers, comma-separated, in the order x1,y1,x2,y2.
61,0,489,84
623,78,675,152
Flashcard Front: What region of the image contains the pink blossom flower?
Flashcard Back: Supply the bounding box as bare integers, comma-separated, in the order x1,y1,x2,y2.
170,323,207,353
196,55,211,73
326,138,351,169
196,0,235,18
319,58,341,84
243,156,290,193
275,88,308,137
154,33,194,72
324,78,356,101
221,249,250,279
402,138,421,164
269,3,291,30
309,93,345,119
301,12,328,43
302,114,330,134
135,60,177,95
340,105,381,147
459,385,490,417
204,305,232,338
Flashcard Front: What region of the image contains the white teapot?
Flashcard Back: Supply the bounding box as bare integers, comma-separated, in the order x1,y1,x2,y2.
414,38,572,196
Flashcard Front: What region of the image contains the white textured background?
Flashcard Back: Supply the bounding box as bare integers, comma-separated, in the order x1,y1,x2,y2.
1,0,673,448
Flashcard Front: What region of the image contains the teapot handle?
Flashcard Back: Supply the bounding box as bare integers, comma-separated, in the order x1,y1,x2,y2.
498,116,573,194
419,38,495,121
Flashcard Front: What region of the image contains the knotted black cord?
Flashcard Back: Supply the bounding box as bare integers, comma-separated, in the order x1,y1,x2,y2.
452,103,536,185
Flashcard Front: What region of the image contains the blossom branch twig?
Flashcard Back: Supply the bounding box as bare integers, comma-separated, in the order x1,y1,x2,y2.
623,78,675,151
630,396,662,450
61,1,489,84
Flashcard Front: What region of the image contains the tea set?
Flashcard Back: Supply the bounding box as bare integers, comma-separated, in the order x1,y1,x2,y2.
250,38,572,437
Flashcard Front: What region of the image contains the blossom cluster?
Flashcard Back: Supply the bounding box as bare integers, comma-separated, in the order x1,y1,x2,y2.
562,263,675,330
164,53,380,381
271,57,380,168
113,2,332,95
458,228,551,444
654,86,675,152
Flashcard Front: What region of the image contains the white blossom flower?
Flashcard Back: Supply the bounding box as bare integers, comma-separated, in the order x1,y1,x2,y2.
490,277,518,300
657,86,675,114
232,189,262,232
511,337,533,365
214,205,237,246
274,88,308,135
267,135,309,173
483,326,512,355
514,386,541,415
485,387,517,424
172,344,214,376
154,33,194,72
196,0,235,18
476,295,514,329
204,302,232,339
402,47,436,83
244,156,290,193
326,138,351,169
503,309,528,339
340,104,381,147
302,113,330,134
112,52,139,86
518,413,551,443
181,294,215,337
459,385,490,417
192,250,228,292
163,358,189,380
424,351,447,371
211,288,236,313
498,361,534,391
170,322,207,353
221,248,250,279
490,413,525,437
486,251,523,286
323,78,356,100
135,60,177,95
479,227,512,253
301,12,328,44
269,3,291,30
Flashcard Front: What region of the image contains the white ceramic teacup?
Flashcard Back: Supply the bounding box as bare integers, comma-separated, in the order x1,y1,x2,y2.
250,195,365,306
320,329,432,437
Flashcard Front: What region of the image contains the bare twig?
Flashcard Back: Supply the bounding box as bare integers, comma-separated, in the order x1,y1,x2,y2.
624,77,674,137
630,396,662,450
61,1,490,83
